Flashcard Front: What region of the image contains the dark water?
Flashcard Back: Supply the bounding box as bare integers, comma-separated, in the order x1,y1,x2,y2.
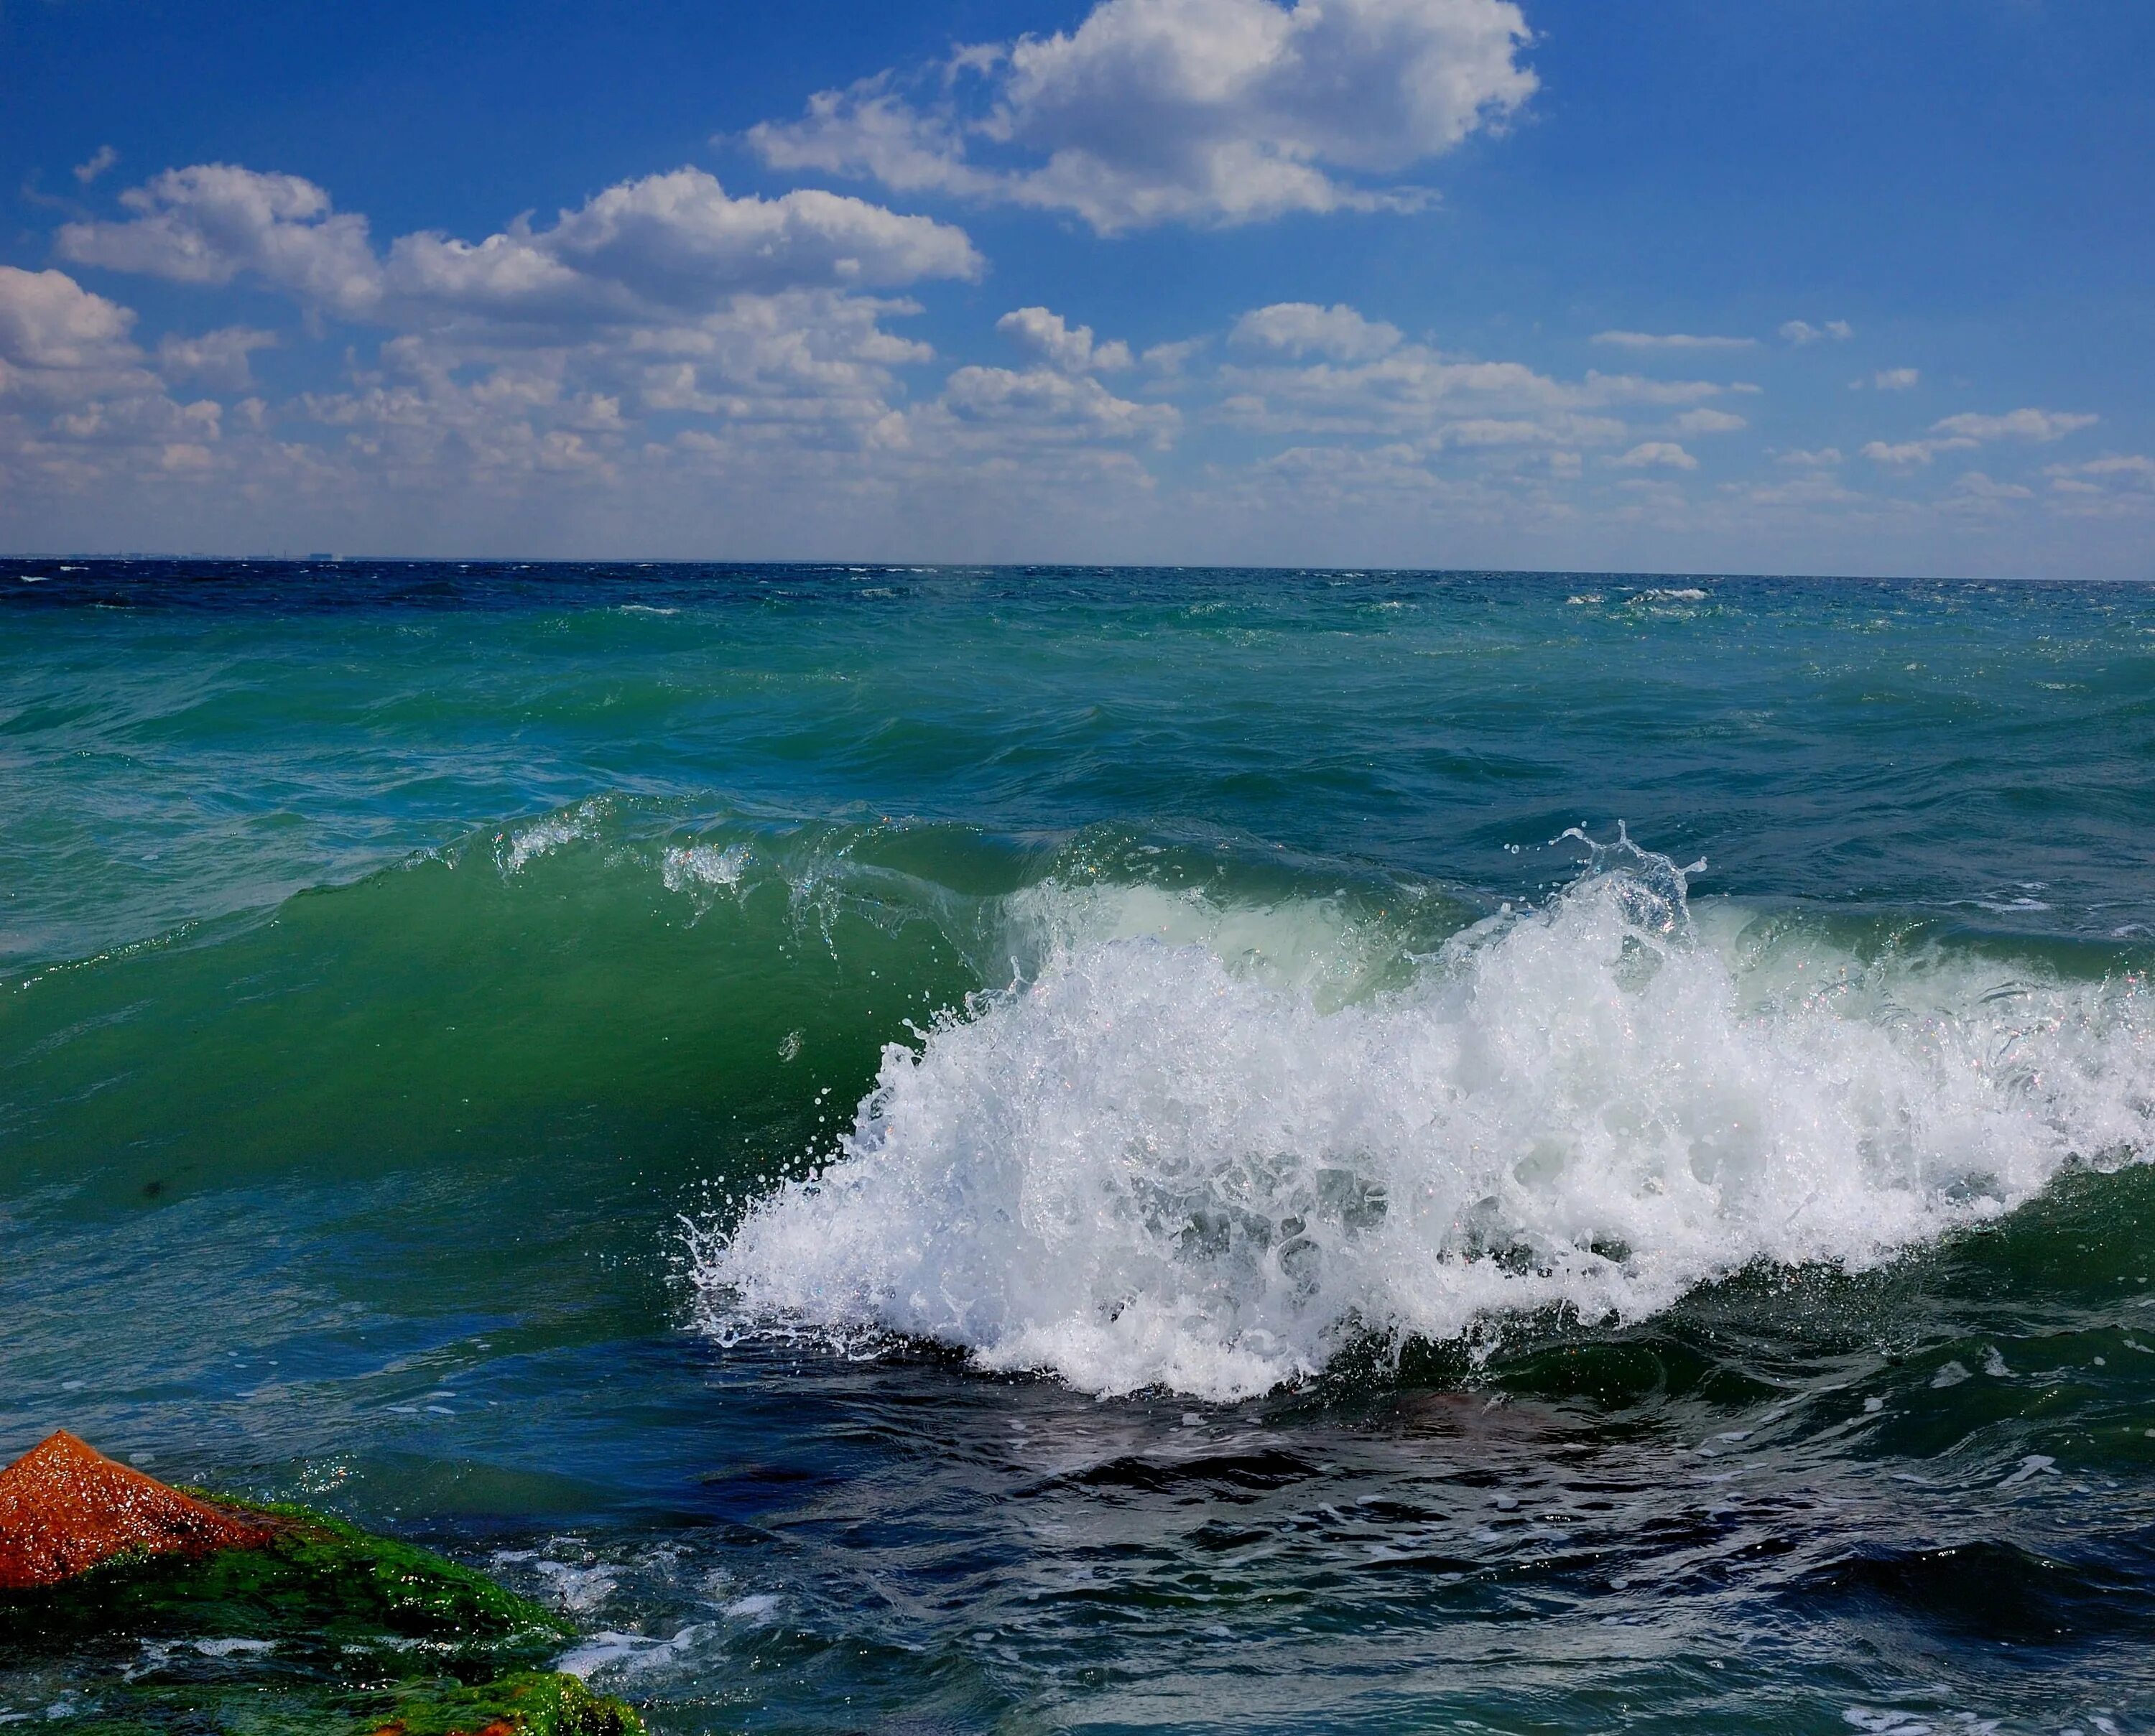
4,561,2155,1732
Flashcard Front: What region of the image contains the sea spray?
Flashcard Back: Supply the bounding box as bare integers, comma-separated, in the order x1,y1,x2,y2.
694,837,2155,1398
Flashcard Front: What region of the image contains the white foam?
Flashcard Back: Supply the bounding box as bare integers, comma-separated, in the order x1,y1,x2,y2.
534,1559,618,1614
994,876,1404,1008
693,843,2155,1401
556,1625,713,1681
496,800,605,876
662,842,750,895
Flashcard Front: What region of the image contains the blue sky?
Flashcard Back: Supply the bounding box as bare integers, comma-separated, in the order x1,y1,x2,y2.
2,0,2150,575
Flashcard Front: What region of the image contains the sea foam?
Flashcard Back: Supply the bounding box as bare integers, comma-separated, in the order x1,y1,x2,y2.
692,841,2155,1400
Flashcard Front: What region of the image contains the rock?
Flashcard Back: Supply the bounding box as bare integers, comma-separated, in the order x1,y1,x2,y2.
0,1430,272,1590
0,1433,646,1735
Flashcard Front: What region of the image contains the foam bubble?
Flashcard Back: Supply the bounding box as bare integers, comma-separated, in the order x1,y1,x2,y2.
693,841,2155,1400
495,801,604,876
662,842,750,894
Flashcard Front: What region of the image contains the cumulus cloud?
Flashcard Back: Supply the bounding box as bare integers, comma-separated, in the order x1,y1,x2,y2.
1610,440,1697,470
1945,470,2034,506
158,326,279,391
1780,319,1853,345
1931,407,2096,443
0,266,141,379
1870,367,1919,391
1860,406,2098,468
2041,455,2155,516
60,165,384,319
748,0,1537,232
0,266,244,497
1213,301,1745,455
1673,407,1746,435
935,365,1179,445
34,165,1016,523
2047,454,2155,487
1592,330,1755,351
996,306,1133,373
393,170,983,319
61,164,982,330
1860,437,1969,467
1231,301,1401,361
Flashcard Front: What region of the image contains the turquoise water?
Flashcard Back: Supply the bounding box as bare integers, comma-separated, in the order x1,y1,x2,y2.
4,561,2155,1731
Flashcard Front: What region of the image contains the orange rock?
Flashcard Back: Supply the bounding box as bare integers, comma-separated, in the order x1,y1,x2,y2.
0,1430,274,1590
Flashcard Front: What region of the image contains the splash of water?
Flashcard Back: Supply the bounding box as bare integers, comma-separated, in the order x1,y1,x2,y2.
690,834,2154,1399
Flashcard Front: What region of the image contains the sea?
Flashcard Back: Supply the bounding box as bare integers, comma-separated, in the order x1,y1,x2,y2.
4,560,2154,1734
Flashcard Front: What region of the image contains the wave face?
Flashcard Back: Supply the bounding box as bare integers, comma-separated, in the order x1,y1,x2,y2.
698,838,2155,1399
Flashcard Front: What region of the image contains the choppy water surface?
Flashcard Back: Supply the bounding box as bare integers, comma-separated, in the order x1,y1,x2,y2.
5,562,2155,1732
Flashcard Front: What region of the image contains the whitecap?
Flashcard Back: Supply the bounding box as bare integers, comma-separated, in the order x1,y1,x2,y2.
695,837,2154,1401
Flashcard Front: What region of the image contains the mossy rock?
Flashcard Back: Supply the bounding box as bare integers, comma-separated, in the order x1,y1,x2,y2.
0,1498,644,1735
17,1671,642,1736
363,1668,644,1735
2,1498,570,1659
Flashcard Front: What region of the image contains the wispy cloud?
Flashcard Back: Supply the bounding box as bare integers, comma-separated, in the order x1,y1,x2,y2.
73,145,119,187
1592,330,1756,351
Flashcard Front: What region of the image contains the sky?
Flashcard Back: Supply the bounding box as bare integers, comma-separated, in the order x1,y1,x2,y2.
1,0,2150,575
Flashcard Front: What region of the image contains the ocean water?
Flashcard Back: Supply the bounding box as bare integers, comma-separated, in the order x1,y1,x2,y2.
4,560,2155,1732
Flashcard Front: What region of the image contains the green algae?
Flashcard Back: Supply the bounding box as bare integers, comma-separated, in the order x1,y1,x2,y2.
27,1669,641,1735
0,1499,644,1735
363,1668,644,1735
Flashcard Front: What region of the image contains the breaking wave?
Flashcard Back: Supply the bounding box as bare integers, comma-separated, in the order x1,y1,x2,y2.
692,835,2155,1400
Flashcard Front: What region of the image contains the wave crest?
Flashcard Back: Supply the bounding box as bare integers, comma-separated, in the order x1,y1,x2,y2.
691,839,2155,1400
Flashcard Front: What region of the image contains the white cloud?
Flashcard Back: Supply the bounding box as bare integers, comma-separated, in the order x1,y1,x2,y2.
996,306,1133,373
2046,454,2155,487
40,162,1304,542
1861,437,1971,467
1946,470,2034,506
2041,455,2155,516
1610,440,1697,471
1931,407,2095,442
1731,470,1864,509
1213,304,1741,455
60,165,384,319
1780,319,1853,345
1230,302,1401,361
1673,407,1746,435
157,326,279,391
0,266,251,500
935,365,1179,445
0,266,141,379
61,164,982,330
1776,447,1843,467
463,169,982,306
1859,407,2094,468
748,0,1537,232
1592,330,1756,351
2034,454,2155,523
1871,367,1919,391
1141,336,1208,377
73,145,119,187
